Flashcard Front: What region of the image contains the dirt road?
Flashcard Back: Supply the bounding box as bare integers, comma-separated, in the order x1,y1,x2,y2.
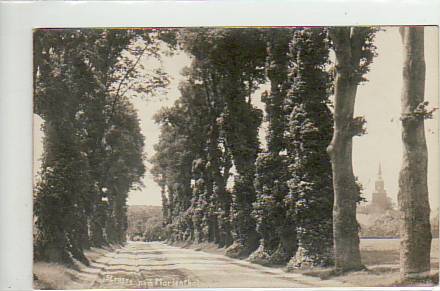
90,241,345,288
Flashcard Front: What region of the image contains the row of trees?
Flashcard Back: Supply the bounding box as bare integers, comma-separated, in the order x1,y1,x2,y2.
151,27,433,279
33,29,169,264
152,28,340,267
33,26,433,281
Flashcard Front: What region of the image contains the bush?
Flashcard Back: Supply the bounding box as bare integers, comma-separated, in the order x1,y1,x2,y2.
360,210,400,238
360,209,439,238
143,216,167,241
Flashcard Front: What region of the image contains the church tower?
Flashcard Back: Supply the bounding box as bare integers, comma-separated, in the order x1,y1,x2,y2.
371,163,390,212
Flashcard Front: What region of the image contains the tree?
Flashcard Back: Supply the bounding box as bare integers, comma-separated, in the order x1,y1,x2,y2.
398,26,432,280
101,100,145,244
286,28,334,268
34,30,99,264
208,29,267,258
34,29,168,262
251,29,296,265
327,27,376,271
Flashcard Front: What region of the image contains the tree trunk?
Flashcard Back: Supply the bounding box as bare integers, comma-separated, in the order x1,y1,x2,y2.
90,202,108,247
327,27,368,271
398,26,432,280
328,74,363,271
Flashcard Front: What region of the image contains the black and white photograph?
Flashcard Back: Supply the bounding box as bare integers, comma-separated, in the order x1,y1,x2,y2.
32,26,439,289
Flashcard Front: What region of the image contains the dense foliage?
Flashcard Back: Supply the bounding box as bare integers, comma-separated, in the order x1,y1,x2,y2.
126,206,165,241
33,29,168,264
151,28,337,266
151,29,269,258
285,29,334,268
251,29,296,265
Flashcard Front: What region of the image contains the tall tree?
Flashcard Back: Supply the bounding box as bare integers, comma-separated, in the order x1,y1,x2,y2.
102,100,145,244
34,30,99,264
251,29,296,265
286,28,334,268
178,30,235,247
327,27,376,271
398,26,432,280
211,29,267,258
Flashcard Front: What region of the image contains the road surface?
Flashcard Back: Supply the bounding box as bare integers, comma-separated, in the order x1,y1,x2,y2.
89,241,344,288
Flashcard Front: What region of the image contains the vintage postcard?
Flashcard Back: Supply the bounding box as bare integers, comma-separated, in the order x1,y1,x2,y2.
32,26,439,289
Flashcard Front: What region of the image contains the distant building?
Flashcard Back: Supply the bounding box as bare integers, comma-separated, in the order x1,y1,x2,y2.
358,163,393,214
369,163,393,212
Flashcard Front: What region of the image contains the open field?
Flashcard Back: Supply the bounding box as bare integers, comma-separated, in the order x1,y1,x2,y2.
302,238,439,286
361,238,438,266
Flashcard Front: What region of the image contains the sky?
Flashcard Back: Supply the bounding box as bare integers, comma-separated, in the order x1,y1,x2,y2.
33,26,439,209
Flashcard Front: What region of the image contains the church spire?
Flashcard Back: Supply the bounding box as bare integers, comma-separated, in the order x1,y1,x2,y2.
372,161,389,212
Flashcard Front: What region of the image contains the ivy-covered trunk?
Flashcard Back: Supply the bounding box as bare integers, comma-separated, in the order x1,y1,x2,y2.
90,200,108,247
206,121,222,244
33,40,94,265
207,73,234,248
251,29,294,265
398,26,432,280
286,28,334,268
34,119,91,265
216,145,233,248
34,124,72,264
224,82,262,257
85,115,109,248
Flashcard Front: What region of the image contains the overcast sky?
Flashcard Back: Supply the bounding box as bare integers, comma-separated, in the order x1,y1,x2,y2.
34,26,439,209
